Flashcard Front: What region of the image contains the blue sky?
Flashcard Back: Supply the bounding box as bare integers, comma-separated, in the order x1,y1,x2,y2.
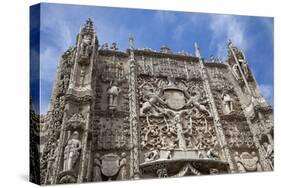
31,3,274,114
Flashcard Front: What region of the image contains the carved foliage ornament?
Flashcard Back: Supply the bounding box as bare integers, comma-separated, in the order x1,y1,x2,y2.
66,113,86,131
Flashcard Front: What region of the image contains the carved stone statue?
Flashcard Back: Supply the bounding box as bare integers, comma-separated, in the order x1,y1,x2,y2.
221,93,234,114
80,34,92,57
174,114,187,150
107,81,122,110
117,152,127,180
110,42,118,50
238,49,249,76
100,43,109,50
79,66,86,87
232,64,241,80
93,153,102,182
140,88,167,117
63,131,82,171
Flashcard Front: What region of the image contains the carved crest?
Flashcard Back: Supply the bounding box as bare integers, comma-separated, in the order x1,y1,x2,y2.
162,89,186,110
101,154,120,177
239,152,259,171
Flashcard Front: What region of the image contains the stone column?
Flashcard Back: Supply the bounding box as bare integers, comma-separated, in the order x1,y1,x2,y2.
128,35,140,179
52,103,70,184
77,105,91,182
228,42,252,95
246,119,272,171
194,43,235,173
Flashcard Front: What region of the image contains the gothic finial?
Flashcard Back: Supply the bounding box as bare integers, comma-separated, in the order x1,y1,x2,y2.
81,18,94,34
129,34,135,61
228,39,233,48
194,42,201,58
129,33,134,50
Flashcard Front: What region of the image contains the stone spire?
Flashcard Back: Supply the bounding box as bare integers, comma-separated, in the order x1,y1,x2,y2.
129,33,134,60
194,42,201,58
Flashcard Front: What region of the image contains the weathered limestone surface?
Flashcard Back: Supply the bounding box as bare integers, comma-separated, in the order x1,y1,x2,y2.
36,20,273,185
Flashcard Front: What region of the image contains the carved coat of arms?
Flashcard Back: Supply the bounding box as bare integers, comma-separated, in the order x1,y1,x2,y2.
101,154,120,177
239,152,259,171
163,89,186,110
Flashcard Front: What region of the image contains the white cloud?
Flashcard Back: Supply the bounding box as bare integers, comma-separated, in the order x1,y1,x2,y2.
209,15,248,60
259,84,274,106
153,11,176,24
40,6,74,50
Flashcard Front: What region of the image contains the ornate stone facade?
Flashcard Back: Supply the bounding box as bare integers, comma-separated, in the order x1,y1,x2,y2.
34,19,273,185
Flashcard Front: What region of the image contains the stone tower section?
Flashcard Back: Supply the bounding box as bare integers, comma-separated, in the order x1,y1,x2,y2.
42,19,100,184
226,40,273,171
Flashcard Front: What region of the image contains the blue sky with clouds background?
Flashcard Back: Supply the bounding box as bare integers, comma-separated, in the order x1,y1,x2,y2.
31,3,274,114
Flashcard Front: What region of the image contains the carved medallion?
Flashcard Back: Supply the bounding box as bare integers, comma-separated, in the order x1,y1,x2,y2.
239,152,259,171
101,154,120,177
163,89,186,110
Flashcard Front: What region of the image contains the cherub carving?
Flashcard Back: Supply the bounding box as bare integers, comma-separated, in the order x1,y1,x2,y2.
184,87,211,116
139,83,167,116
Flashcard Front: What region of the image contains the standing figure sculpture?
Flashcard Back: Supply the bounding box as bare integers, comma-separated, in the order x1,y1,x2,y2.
221,93,234,114
63,131,82,171
232,64,241,80
118,153,127,180
107,81,122,110
93,153,102,182
80,34,92,57
157,108,191,150
174,113,187,150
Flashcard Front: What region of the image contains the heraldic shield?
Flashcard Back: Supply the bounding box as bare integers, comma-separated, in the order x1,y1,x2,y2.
101,154,121,177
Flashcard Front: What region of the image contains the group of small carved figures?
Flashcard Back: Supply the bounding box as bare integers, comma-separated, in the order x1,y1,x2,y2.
138,77,221,163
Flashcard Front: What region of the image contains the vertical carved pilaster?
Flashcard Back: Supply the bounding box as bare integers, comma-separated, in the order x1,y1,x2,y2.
228,41,252,95
52,103,69,184
77,106,91,182
195,43,235,173
246,119,272,171
128,35,140,179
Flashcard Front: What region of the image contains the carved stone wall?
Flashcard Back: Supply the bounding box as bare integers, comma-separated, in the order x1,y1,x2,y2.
37,20,274,185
